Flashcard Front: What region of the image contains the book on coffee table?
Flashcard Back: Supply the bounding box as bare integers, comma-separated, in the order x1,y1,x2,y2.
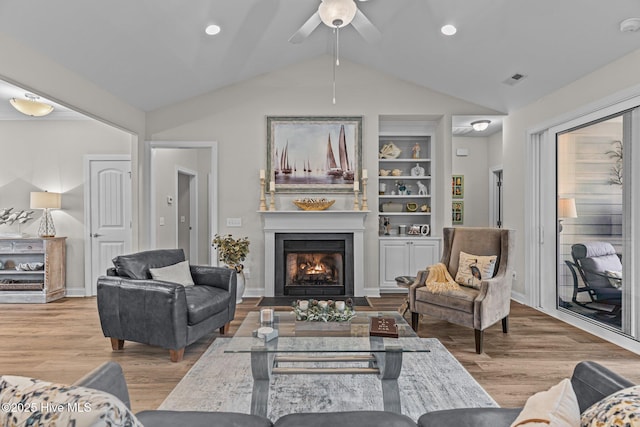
369,317,399,338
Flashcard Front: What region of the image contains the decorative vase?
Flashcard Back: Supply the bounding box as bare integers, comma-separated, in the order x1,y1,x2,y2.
235,269,246,304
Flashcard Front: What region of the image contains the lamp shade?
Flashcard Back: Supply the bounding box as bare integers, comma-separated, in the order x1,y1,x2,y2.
30,192,61,209
318,0,357,28
558,197,577,218
10,94,54,117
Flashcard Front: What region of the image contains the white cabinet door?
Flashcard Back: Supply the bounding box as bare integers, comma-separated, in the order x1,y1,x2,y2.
379,240,411,289
379,238,441,292
410,240,441,272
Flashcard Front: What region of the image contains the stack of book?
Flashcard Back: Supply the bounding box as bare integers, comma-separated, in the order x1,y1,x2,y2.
369,317,399,338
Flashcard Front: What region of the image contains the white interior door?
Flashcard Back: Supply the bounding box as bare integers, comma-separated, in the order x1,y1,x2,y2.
85,156,132,295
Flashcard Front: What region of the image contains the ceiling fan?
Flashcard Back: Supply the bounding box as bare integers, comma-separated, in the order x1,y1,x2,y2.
288,0,382,44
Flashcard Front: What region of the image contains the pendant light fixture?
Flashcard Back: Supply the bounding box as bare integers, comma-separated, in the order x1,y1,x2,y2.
10,93,54,117
318,0,357,105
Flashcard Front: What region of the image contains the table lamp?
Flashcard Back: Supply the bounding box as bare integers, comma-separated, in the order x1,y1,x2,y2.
558,197,577,233
30,191,61,237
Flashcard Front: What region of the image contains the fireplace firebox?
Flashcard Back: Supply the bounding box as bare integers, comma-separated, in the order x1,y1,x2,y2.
274,233,354,297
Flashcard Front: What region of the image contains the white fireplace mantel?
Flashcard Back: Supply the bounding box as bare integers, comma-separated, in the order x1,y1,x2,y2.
260,210,369,297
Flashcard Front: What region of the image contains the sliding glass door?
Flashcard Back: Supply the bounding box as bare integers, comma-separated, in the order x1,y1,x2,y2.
556,114,627,332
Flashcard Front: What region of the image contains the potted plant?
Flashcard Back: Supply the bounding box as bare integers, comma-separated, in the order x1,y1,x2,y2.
212,234,250,303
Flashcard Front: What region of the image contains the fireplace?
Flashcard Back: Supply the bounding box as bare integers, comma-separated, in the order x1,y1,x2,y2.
275,233,354,297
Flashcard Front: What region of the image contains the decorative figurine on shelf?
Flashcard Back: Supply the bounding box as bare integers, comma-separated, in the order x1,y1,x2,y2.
417,181,428,196
411,163,425,177
383,217,391,235
412,143,421,159
397,181,407,195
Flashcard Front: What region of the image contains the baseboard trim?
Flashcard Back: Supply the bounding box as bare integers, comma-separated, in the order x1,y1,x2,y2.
65,289,88,298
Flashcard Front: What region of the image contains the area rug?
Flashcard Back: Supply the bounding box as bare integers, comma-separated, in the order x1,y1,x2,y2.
160,338,497,422
257,296,371,307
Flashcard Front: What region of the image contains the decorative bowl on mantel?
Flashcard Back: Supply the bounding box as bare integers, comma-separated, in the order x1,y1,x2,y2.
292,198,335,211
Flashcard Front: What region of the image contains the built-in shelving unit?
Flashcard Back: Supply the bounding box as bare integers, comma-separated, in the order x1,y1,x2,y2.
378,117,440,292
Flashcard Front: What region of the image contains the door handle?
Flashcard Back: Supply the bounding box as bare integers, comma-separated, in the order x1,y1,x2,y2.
92,233,102,238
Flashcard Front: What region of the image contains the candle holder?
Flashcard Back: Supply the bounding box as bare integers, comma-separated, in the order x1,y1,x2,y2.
361,177,368,211
353,189,360,211
259,178,267,211
269,189,276,211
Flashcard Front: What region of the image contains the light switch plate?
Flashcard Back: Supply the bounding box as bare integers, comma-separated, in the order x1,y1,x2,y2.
226,217,242,227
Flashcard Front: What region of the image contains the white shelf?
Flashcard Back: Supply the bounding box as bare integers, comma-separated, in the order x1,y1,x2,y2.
378,176,431,180
0,270,43,275
379,212,431,216
378,158,431,162
379,195,431,199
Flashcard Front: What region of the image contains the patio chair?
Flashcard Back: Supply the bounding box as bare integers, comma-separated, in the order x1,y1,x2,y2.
564,242,622,313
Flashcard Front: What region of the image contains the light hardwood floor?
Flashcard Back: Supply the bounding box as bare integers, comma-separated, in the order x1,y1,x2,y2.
0,296,639,413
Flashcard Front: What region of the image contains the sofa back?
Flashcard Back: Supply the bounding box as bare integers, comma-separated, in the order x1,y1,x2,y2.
571,361,634,413
111,249,186,279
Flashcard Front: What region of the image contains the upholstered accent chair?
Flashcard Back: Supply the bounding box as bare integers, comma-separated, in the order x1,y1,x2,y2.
97,249,236,362
409,227,515,354
565,242,622,312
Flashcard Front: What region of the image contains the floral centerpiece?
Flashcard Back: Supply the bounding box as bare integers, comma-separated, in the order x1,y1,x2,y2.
292,298,356,322
212,234,250,272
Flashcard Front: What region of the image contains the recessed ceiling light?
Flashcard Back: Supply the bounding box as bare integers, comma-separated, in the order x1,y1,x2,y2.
441,24,457,36
205,24,221,36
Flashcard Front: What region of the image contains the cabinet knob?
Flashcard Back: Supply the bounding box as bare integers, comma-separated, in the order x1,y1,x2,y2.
91,233,103,238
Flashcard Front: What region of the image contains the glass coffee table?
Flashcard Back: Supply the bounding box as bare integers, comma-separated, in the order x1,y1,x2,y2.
225,310,430,417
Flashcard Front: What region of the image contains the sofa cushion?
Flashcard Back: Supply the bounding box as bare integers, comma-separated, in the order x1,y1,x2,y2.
0,375,142,427
136,410,273,427
580,384,640,427
274,411,417,427
150,260,195,287
415,283,479,313
454,251,497,289
185,285,231,325
112,249,185,279
509,378,579,427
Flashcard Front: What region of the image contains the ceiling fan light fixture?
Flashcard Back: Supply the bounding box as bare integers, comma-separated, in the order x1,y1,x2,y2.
319,0,357,28
471,120,491,132
9,93,54,117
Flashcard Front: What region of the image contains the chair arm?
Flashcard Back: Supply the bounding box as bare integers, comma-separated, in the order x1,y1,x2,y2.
190,265,237,321
96,276,189,350
409,269,429,310
73,362,131,409
474,272,512,330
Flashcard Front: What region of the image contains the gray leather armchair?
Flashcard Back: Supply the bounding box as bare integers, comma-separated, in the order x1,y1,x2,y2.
97,249,236,362
409,227,514,353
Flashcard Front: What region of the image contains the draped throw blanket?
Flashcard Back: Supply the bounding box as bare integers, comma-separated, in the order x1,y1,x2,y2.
425,263,460,294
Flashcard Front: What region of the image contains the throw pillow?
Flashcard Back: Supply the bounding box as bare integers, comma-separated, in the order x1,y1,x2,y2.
510,378,580,427
0,375,143,427
149,260,195,287
455,251,498,289
580,384,640,427
605,270,622,289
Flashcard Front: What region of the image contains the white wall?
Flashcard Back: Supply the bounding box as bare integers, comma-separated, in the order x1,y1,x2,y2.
503,48,640,297
147,56,501,295
0,120,131,295
488,131,503,169
152,147,210,263
452,136,489,227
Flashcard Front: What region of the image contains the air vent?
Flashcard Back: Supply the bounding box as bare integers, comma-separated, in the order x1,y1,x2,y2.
503,73,527,86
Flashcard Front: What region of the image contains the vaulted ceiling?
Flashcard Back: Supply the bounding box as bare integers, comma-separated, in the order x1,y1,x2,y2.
1,0,640,118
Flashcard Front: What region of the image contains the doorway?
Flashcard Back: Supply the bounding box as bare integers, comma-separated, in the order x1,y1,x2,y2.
177,168,198,263
147,141,218,265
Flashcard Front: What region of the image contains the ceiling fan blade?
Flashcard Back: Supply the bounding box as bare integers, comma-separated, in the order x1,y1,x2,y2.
288,11,322,44
351,9,381,43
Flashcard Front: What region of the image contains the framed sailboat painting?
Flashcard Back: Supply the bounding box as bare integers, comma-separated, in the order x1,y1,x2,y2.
266,116,363,193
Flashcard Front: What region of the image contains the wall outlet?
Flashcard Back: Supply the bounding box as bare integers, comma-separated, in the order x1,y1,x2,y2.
159,216,165,226
226,217,242,227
